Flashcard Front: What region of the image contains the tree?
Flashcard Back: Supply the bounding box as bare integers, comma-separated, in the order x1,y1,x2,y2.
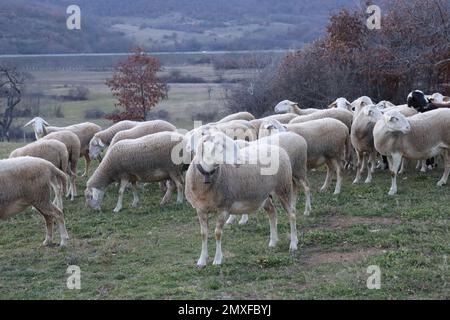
0,66,24,141
106,47,167,122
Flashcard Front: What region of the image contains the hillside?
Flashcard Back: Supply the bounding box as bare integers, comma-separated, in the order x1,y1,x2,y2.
0,0,358,54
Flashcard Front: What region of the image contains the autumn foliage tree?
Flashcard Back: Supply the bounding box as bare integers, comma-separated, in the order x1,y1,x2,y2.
106,47,167,122
228,0,450,115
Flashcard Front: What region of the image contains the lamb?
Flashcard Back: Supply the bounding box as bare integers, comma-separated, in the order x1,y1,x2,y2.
227,131,312,225
89,120,140,160
373,109,450,195
328,97,352,111
185,131,298,267
274,100,320,115
260,118,350,195
24,117,102,176
0,157,69,246
109,120,176,146
288,108,353,132
215,112,255,123
85,131,186,212
40,130,81,200
9,139,70,208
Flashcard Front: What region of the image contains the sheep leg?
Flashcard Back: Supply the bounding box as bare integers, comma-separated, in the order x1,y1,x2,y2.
131,182,139,208
420,160,427,173
365,152,376,184
81,154,91,177
213,211,229,265
263,197,278,247
437,150,449,187
320,162,333,192
370,152,376,173
42,215,54,246
238,214,249,225
169,173,184,203
398,158,407,175
113,179,128,213
197,211,209,267
160,180,176,205
278,196,298,251
388,153,402,196
353,151,363,184
332,159,343,195
301,178,312,216
35,203,69,247
225,215,237,225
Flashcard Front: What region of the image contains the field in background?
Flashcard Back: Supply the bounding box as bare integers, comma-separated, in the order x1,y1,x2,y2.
0,143,448,299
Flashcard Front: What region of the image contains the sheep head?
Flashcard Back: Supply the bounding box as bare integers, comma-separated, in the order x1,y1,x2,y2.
89,136,106,160
24,117,49,139
84,187,105,211
328,97,352,111
274,100,298,114
382,111,411,134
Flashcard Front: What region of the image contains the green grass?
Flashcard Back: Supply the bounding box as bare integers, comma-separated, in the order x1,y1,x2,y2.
0,142,449,299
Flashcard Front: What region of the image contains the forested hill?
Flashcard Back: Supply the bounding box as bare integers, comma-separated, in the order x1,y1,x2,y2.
0,0,358,54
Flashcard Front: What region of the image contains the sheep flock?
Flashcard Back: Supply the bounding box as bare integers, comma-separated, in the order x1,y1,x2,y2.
1,89,449,267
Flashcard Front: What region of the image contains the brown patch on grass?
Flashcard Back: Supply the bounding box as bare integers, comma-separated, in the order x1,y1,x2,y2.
304,248,384,267
322,215,401,229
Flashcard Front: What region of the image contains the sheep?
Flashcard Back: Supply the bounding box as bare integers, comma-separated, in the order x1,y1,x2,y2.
40,130,81,200
85,131,186,212
89,120,140,160
351,96,374,114
260,118,350,195
215,112,255,123
24,117,102,176
9,139,70,208
376,101,396,109
185,131,298,267
274,100,320,115
351,104,419,184
249,113,298,134
227,131,312,225
373,109,450,195
109,120,176,147
328,97,352,111
0,157,69,246
288,108,353,132
429,92,450,103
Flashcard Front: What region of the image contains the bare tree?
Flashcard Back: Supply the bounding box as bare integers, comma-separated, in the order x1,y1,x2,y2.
0,66,24,141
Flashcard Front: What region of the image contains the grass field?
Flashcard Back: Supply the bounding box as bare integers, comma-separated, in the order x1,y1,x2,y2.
0,142,448,299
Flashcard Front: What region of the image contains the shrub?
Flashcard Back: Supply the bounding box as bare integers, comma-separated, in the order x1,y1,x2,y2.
85,108,106,119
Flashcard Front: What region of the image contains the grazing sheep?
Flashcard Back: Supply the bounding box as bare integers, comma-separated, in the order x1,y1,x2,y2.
215,112,255,123
85,131,186,212
40,130,81,200
109,120,176,147
9,140,70,208
373,109,450,195
328,97,352,111
288,108,353,132
227,131,312,225
24,117,102,176
260,118,349,195
185,131,298,267
274,100,320,115
89,120,140,160
0,157,69,246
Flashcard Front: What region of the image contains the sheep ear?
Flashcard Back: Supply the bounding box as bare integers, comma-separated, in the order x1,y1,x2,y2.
383,114,392,123
98,140,105,148
327,101,337,109
24,118,36,127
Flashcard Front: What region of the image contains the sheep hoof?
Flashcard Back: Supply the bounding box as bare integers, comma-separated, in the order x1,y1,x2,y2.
388,189,397,196
197,259,207,268
364,179,372,184
333,190,341,195
437,180,446,187
238,216,248,225
43,239,52,246
268,240,278,248
303,210,310,216
212,257,223,266
289,243,298,252
352,179,359,184
113,207,122,213
131,202,139,208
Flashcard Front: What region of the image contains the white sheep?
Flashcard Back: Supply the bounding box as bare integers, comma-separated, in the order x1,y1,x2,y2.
85,131,186,212
227,131,312,225
274,100,320,115
288,108,353,132
328,97,352,111
373,109,450,195
24,117,102,176
215,111,255,123
89,120,139,160
249,113,298,134
40,130,81,200
351,96,374,114
0,157,69,246
109,120,176,146
260,118,350,195
185,131,298,267
9,139,70,208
